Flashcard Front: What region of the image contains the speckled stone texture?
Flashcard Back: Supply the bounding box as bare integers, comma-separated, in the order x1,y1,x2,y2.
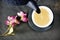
0,0,60,40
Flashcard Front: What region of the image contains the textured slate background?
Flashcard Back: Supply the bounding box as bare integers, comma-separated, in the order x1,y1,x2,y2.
0,0,60,40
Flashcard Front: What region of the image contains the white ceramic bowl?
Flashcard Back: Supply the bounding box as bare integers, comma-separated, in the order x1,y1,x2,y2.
32,6,53,28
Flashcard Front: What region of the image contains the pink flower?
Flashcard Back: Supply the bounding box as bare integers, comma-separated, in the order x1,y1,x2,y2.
17,11,28,22
5,16,20,27
5,11,28,27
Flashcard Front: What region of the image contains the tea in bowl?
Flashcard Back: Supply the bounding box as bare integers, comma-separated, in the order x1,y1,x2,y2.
28,6,54,31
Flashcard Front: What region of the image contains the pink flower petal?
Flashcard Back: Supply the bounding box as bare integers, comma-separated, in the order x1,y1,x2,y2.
12,16,16,19
17,12,20,16
14,20,20,24
17,11,25,16
23,12,27,16
8,16,13,21
22,17,28,22
5,21,10,25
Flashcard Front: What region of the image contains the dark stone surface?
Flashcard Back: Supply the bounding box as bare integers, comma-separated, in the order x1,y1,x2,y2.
0,0,60,40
